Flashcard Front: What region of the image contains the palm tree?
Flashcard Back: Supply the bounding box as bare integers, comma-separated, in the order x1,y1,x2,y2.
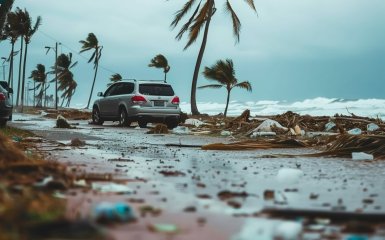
108,73,122,86
79,33,102,109
28,64,47,107
14,7,26,108
171,0,256,115
52,53,78,107
0,0,14,33
20,9,41,112
3,9,21,89
198,59,252,117
148,54,170,82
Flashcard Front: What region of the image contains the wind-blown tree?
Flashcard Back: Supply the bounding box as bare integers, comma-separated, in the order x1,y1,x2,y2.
171,0,256,115
0,0,14,33
148,54,170,82
20,9,41,112
14,7,26,108
79,33,102,109
198,59,252,117
28,64,47,107
108,73,122,86
3,9,21,88
52,53,78,108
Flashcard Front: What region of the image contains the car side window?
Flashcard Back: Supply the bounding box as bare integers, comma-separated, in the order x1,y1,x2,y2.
121,83,134,95
104,84,118,97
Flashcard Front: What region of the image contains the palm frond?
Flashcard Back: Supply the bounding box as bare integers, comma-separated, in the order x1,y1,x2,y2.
170,0,198,29
198,84,223,89
184,1,211,49
233,81,252,92
225,0,241,43
175,2,201,40
244,0,257,11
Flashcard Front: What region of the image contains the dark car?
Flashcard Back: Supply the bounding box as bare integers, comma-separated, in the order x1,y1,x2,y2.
0,81,13,127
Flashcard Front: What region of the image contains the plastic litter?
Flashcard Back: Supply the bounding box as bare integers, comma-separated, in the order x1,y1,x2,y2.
273,221,303,240
324,122,336,131
352,152,374,161
276,168,303,184
252,119,288,133
92,182,133,194
172,126,190,135
348,128,362,135
148,223,179,234
92,201,135,223
184,118,205,127
250,132,276,138
367,123,380,132
220,130,232,136
344,235,368,240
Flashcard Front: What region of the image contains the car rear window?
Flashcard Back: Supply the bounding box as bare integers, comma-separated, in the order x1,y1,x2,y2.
0,82,9,91
139,84,174,96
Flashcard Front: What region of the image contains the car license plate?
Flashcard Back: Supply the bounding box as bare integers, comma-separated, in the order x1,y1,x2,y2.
153,100,164,107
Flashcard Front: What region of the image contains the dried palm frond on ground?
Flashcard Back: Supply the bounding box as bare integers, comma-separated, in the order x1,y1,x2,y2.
202,138,308,150
302,135,385,159
147,124,169,134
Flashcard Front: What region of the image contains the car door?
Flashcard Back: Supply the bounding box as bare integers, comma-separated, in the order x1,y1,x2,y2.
107,82,135,117
99,84,118,116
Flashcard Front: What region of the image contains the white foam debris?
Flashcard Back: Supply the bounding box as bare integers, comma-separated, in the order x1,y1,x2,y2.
367,123,380,132
252,119,288,133
172,126,190,135
92,182,133,194
352,152,374,161
276,168,303,184
184,118,205,127
273,221,303,240
348,128,362,135
220,130,232,136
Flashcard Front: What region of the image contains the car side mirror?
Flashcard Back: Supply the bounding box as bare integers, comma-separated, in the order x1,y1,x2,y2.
8,88,13,94
97,92,103,97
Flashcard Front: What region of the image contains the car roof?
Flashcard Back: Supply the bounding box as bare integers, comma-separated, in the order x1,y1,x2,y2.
117,80,170,85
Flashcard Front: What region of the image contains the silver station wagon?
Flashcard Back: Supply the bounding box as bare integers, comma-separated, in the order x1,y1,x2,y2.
0,81,13,127
92,80,181,129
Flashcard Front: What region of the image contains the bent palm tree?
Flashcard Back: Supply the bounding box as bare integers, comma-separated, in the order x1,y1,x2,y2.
171,0,256,115
0,0,14,33
199,59,252,117
20,9,41,112
29,64,47,107
148,54,170,82
51,53,78,107
108,73,122,86
79,33,102,109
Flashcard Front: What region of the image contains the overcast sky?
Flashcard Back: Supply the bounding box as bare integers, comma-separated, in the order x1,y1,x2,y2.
1,0,384,109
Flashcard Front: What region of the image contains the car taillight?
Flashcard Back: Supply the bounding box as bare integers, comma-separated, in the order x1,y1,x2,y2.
131,95,147,104
171,96,180,105
0,93,5,101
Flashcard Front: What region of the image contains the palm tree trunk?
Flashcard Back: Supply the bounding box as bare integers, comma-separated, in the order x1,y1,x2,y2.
190,0,214,115
164,72,167,82
7,42,15,87
16,37,24,108
86,50,99,109
224,89,231,117
21,42,28,112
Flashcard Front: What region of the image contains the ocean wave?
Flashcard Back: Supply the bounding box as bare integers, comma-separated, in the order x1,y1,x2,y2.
180,98,385,119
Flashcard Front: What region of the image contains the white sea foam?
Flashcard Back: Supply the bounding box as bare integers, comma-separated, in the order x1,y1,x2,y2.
180,97,385,119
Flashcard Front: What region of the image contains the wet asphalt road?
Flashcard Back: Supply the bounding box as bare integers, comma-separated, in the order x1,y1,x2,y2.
9,114,385,239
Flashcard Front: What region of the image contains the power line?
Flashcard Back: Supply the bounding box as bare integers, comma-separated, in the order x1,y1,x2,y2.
37,30,118,75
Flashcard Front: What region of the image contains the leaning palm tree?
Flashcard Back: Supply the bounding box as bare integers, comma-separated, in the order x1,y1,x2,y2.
29,64,47,107
148,54,170,82
108,73,122,86
79,33,102,109
51,53,78,107
0,0,14,33
20,9,42,112
171,0,256,115
3,9,21,89
198,59,252,117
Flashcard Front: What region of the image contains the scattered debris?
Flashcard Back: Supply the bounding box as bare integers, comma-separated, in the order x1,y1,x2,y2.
139,205,162,217
276,168,303,184
274,221,303,240
148,223,179,234
264,190,275,200
92,201,135,223
202,138,307,151
91,182,133,194
56,115,72,128
184,118,205,127
348,128,362,135
158,170,186,177
147,124,169,134
69,138,86,147
352,152,374,161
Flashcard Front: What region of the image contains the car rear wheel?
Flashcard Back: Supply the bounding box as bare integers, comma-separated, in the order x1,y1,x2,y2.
119,107,131,127
138,120,147,128
92,107,104,125
166,118,179,129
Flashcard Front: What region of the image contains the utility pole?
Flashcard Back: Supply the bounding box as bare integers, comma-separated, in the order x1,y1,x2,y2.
45,42,60,110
